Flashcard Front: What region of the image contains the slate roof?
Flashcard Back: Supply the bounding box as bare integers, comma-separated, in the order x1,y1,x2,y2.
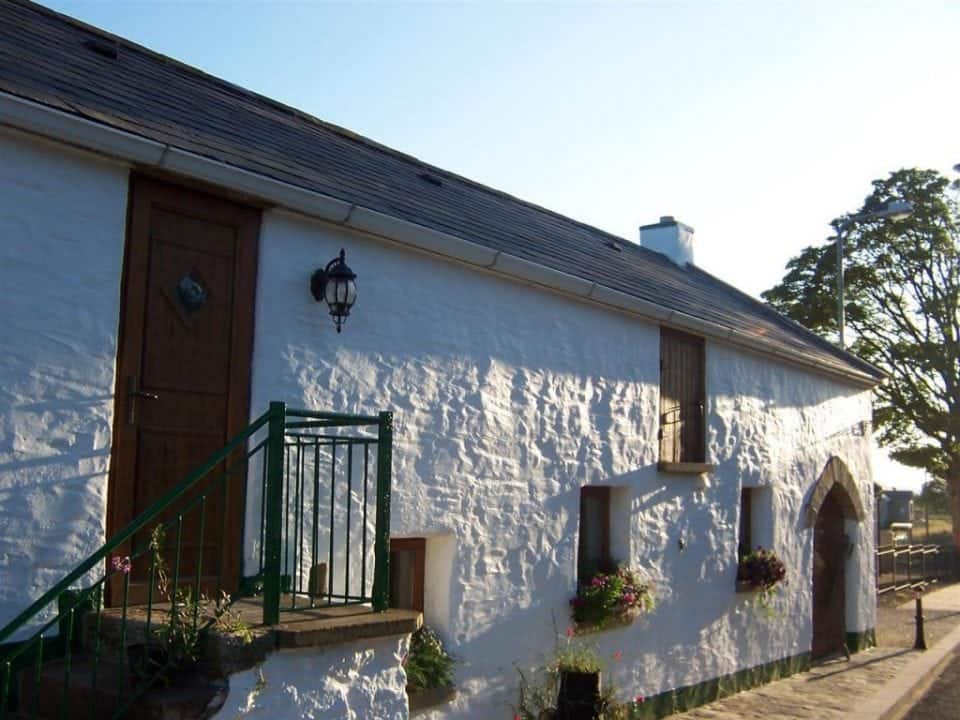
0,0,882,384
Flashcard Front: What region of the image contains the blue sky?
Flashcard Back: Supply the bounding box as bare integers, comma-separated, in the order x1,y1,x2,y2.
40,0,960,490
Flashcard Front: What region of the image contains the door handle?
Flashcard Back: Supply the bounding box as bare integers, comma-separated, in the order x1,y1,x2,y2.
127,375,158,425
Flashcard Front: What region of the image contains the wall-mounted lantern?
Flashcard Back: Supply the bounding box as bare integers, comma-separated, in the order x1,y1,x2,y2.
311,248,357,333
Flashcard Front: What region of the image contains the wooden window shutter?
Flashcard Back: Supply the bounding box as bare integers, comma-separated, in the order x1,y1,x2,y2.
659,328,705,463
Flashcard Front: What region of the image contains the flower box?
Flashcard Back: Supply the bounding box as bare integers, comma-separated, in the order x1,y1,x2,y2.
570,567,654,632
408,685,457,713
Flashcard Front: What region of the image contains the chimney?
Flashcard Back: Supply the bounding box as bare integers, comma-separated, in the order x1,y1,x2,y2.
639,216,695,266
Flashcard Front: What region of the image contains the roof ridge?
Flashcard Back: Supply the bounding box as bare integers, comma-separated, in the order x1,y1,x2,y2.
15,0,643,254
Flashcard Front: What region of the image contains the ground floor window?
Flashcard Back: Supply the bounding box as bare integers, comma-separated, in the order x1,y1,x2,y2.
390,537,425,612
578,486,612,583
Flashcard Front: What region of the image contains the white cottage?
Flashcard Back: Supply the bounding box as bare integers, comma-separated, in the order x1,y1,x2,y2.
0,2,881,718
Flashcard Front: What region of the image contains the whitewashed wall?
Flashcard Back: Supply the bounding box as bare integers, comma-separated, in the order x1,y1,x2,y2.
213,635,409,720
0,129,128,635
249,210,875,718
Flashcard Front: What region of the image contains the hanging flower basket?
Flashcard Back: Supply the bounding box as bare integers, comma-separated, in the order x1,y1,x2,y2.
736,547,786,594
569,567,654,632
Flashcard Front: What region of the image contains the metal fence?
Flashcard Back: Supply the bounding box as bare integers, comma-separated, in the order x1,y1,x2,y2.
876,543,953,595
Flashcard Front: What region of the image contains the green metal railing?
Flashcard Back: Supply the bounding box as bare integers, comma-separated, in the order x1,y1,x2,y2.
0,402,392,719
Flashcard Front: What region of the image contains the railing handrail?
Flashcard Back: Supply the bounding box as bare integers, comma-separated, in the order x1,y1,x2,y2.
0,408,273,646
285,408,381,423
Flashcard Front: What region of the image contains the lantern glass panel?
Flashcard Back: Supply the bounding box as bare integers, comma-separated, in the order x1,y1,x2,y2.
325,280,339,306
345,280,357,305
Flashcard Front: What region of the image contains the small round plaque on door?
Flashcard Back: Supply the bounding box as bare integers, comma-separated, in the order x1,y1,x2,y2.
176,274,207,313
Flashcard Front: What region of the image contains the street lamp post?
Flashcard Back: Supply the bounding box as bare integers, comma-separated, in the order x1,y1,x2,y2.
833,199,913,349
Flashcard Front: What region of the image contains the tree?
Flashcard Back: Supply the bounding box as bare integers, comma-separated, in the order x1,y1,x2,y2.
762,169,960,550
917,477,949,516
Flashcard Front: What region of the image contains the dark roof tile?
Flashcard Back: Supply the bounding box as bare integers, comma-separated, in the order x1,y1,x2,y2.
0,0,882,383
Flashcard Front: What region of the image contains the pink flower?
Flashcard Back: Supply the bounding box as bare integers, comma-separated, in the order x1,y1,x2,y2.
591,576,605,587
514,715,521,720
613,651,622,661
565,626,576,638
635,695,645,704
111,556,132,575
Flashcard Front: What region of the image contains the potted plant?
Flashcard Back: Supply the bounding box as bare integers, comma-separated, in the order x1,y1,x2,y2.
570,567,654,632
514,626,636,720
553,638,604,720
736,546,786,605
404,625,457,711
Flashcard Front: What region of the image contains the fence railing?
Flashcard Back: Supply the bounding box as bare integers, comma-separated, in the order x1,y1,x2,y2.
875,543,953,595
0,401,392,719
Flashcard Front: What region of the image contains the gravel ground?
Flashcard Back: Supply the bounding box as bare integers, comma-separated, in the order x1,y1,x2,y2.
876,587,960,649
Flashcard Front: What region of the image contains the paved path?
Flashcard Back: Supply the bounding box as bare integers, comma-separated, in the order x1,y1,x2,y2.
668,584,960,720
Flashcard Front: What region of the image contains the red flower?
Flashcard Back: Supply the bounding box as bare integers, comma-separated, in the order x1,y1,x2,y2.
635,695,645,704
613,651,622,661
565,626,575,638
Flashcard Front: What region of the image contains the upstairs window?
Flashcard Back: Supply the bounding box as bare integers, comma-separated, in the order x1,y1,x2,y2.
578,486,612,584
659,328,706,465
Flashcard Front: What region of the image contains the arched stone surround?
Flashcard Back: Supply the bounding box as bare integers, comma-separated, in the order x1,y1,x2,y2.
803,456,866,529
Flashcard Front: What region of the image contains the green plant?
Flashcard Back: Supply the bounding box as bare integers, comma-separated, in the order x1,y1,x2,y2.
551,633,603,674
138,525,252,682
737,546,787,613
737,547,786,591
404,626,455,693
571,567,654,630
513,628,627,720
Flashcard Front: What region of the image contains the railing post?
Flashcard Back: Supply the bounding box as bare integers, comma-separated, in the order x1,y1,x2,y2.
371,411,393,612
263,401,286,626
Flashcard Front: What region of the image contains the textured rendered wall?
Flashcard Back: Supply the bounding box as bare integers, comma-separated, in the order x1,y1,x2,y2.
249,210,875,719
212,635,410,720
0,129,128,636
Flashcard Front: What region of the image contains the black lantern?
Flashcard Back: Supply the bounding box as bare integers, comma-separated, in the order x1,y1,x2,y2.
311,248,357,333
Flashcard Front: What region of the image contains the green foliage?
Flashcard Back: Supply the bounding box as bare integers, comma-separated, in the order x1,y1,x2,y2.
917,478,949,515
762,169,960,534
141,524,252,683
513,627,646,720
552,640,604,674
404,626,456,693
737,547,786,592
571,568,654,630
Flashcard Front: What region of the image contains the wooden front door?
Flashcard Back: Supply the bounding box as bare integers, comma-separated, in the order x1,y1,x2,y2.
108,176,259,604
812,487,847,659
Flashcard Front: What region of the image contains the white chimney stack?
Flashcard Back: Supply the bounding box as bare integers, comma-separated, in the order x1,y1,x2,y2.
639,216,695,266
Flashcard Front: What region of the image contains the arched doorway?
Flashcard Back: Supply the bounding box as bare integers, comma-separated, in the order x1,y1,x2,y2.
805,457,866,660
812,485,849,658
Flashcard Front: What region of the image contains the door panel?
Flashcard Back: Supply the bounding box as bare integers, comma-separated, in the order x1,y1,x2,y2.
108,176,259,605
812,488,847,659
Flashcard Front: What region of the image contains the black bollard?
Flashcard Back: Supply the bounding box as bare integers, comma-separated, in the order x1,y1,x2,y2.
914,590,927,651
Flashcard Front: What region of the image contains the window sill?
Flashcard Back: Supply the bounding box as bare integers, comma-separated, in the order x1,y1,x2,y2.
658,461,716,475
